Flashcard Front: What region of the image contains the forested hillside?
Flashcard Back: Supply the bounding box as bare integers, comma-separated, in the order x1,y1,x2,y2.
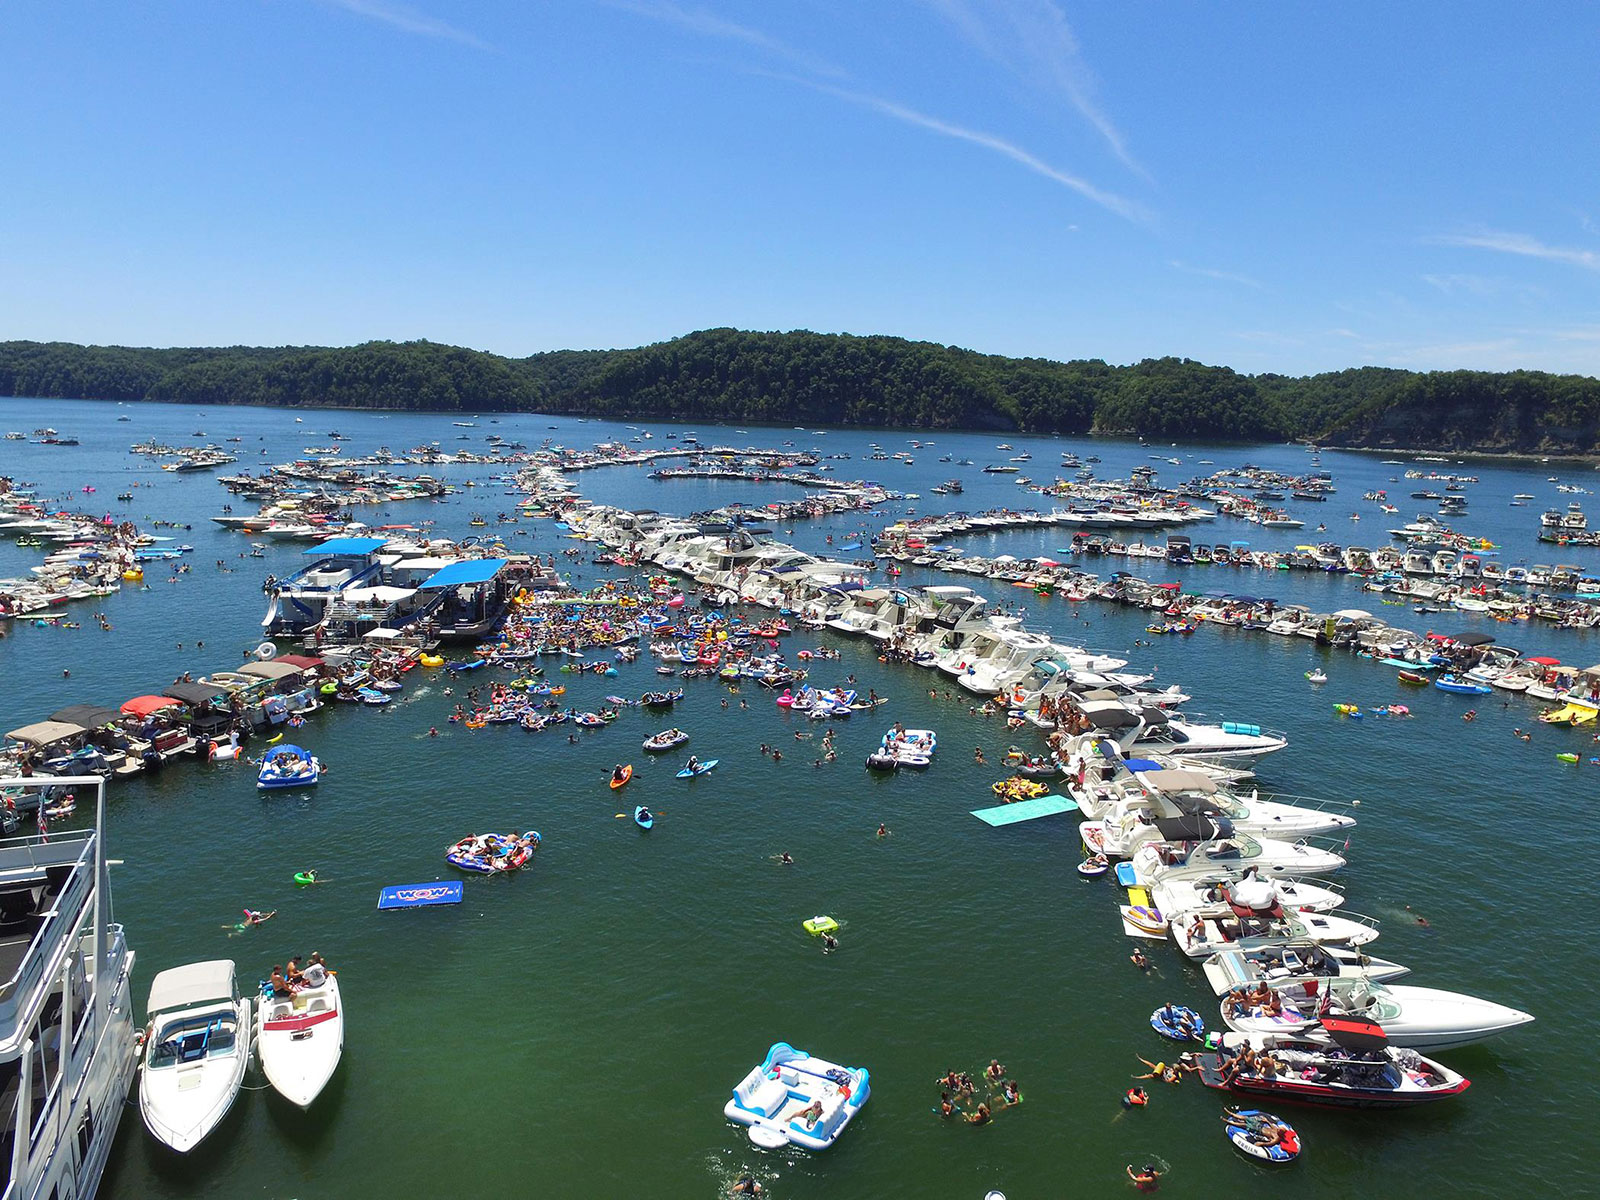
2,330,1598,452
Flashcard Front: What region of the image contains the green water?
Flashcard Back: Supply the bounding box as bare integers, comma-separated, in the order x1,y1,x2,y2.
0,399,1590,1198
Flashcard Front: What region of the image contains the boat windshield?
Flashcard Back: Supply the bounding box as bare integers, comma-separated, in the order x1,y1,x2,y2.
1198,835,1262,862
149,1013,239,1067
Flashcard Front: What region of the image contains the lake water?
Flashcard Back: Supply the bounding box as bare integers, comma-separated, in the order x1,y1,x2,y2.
0,397,1592,1199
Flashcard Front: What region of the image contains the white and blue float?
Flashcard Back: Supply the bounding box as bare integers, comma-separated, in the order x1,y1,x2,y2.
867,727,936,770
724,1042,870,1151
256,744,321,790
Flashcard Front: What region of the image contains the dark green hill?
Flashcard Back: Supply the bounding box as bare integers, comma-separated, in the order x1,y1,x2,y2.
2,330,1597,452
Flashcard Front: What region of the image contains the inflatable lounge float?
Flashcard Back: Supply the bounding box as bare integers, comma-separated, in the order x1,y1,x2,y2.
725,1042,870,1151
1223,1108,1300,1164
1150,1004,1205,1042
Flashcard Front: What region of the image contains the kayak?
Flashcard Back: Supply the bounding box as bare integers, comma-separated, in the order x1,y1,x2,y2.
610,765,634,789
633,806,654,830
676,759,719,778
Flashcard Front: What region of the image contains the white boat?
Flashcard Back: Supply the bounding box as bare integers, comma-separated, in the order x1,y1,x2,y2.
1131,824,1345,885
140,959,252,1152
1150,870,1345,917
0,775,138,1199
256,973,343,1108
724,1041,870,1150
1220,977,1534,1051
1169,907,1380,958
1202,943,1410,995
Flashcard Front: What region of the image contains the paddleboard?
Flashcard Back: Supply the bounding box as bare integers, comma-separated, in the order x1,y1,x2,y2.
676,759,719,778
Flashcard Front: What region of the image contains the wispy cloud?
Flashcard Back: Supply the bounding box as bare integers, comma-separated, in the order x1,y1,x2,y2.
1170,260,1263,289
318,0,492,50
795,78,1148,224
609,1,844,77
1430,229,1600,272
924,0,1145,179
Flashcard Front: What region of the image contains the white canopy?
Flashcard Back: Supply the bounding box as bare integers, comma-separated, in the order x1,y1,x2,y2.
147,960,237,1013
1136,767,1218,795
340,586,416,604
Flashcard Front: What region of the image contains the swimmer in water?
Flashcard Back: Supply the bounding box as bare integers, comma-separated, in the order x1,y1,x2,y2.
821,932,838,953
1130,946,1149,969
1405,905,1431,928
1127,1163,1162,1190
876,823,888,838
775,851,793,865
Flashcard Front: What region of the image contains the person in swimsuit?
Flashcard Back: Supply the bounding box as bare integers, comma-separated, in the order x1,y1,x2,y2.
966,1102,991,1125
1127,1163,1162,1191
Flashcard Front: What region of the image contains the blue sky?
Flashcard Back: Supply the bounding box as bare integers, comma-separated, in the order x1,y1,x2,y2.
3,1,1598,376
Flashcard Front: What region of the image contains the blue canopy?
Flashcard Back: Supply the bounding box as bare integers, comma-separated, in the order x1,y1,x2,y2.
304,537,387,556
263,744,310,761
1122,758,1164,771
420,558,509,589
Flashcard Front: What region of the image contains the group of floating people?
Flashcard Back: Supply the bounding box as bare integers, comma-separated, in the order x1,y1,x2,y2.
934,1059,1023,1127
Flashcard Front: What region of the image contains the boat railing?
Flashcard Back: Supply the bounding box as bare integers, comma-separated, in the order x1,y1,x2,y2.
1253,791,1358,814
0,830,97,1030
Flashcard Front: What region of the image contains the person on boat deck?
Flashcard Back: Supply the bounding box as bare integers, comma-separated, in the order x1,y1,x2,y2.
300,953,328,988
285,957,303,988
269,966,292,998
796,1099,824,1128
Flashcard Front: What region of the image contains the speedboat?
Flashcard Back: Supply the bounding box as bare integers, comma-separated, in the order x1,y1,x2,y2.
256,974,344,1108
1151,871,1346,917
725,1042,870,1151
1130,824,1346,885
1197,1021,1470,1108
140,960,252,1152
257,744,320,790
1169,907,1379,958
1220,978,1534,1051
1202,943,1410,995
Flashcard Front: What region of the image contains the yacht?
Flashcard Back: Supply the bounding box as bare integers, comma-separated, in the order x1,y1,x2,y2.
0,775,137,1198
1082,703,1288,765
1131,824,1345,885
1202,943,1411,996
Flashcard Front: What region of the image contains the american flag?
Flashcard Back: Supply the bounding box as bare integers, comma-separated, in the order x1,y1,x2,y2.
35,795,49,843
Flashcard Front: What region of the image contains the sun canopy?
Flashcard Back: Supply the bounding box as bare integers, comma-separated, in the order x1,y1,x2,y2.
163,681,226,707
1526,656,1561,666
275,655,325,669
239,661,303,680
1077,700,1140,729
1331,608,1372,620
1452,632,1495,646
1318,1016,1388,1051
49,704,122,729
1153,814,1233,841
6,720,87,748
1136,767,1219,795
1121,758,1164,772
304,536,387,556
263,744,311,762
363,627,402,640
147,959,237,1013
121,695,181,717
419,558,508,589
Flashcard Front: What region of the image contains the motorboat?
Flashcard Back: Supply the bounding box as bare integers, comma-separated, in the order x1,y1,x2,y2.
724,1042,870,1151
1169,907,1380,958
257,744,320,789
1130,824,1346,885
1197,1021,1471,1108
1150,871,1346,918
256,972,343,1107
1202,942,1410,996
140,960,252,1152
1220,977,1534,1051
